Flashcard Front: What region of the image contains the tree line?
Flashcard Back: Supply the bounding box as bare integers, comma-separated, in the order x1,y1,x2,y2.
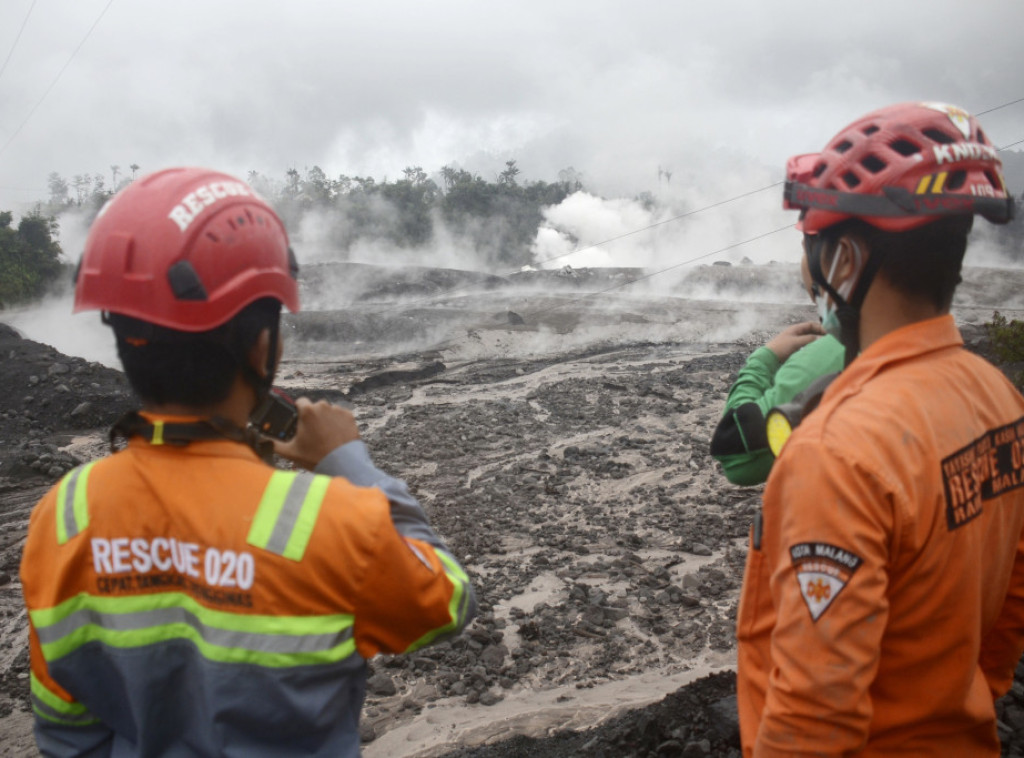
0,161,583,308
0,211,64,308
5,158,1024,310
245,161,584,269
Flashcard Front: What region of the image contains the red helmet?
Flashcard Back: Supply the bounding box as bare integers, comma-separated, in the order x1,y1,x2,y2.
784,102,1014,233
74,167,300,331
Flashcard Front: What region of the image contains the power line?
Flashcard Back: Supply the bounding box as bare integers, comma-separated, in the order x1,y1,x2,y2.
977,97,1024,116
531,181,784,270
529,225,793,317
328,130,1024,321
0,0,116,160
0,0,36,85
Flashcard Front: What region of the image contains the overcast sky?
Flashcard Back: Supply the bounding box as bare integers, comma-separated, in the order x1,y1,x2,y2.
3,1,1023,202
1,0,1023,269
1,1,1023,362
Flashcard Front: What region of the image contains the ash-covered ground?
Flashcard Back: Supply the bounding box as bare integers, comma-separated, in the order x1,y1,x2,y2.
2,261,1024,757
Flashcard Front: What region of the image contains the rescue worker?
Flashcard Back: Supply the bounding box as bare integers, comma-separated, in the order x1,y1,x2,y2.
20,167,476,757
736,102,1024,756
711,322,844,486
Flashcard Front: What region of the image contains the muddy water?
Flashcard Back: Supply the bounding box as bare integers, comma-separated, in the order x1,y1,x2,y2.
364,654,736,758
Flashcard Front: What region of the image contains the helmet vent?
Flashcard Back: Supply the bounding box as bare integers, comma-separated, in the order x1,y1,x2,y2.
861,155,886,174
863,125,880,136
812,162,827,178
977,128,990,145
922,127,955,145
983,170,1001,191
946,171,967,191
889,139,920,157
833,140,853,154
842,171,861,189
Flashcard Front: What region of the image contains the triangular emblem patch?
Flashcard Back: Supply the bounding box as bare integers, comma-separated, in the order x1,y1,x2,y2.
796,571,845,621
789,542,863,623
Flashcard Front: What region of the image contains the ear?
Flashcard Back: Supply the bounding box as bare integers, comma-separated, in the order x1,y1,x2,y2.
248,328,272,379
831,235,869,282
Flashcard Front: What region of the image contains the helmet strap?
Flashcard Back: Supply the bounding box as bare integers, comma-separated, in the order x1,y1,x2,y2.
237,320,279,408
110,410,275,462
806,236,883,367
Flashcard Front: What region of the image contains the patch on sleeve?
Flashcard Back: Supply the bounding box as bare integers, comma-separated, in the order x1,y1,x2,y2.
789,542,863,622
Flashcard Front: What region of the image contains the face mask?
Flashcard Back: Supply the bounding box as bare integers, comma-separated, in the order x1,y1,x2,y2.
814,241,862,340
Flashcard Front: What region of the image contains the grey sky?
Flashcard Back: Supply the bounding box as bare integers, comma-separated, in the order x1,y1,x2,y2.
2,0,1022,212
2,0,1023,362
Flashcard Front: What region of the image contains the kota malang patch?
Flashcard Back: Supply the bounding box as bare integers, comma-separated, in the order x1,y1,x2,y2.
789,542,863,622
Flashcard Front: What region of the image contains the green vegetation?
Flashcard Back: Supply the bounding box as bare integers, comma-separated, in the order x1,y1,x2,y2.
985,311,1024,389
246,160,584,269
0,211,66,308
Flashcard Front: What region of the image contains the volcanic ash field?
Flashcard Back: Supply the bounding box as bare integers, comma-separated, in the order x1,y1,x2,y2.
3,261,1024,757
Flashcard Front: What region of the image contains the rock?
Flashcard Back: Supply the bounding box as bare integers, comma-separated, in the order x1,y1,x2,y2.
358,720,376,743
480,644,508,671
366,672,397,697
602,605,629,621
479,690,503,706
581,605,604,626
682,738,711,756
707,695,741,746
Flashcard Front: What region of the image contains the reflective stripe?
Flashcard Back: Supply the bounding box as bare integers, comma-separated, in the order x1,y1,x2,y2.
56,462,96,545
31,592,356,668
247,471,331,561
151,419,165,445
30,672,99,726
404,549,472,653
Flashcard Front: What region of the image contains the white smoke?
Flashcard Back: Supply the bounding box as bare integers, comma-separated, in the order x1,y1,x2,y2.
530,178,802,294
2,291,119,368
531,192,655,269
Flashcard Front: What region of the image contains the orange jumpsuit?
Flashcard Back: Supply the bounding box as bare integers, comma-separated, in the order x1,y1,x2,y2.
737,315,1024,756
21,425,475,757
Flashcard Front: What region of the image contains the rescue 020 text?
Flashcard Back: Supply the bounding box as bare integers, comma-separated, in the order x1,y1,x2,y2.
91,537,255,590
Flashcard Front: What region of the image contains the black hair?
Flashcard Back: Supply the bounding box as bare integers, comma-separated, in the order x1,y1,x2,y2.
108,298,281,408
817,215,974,312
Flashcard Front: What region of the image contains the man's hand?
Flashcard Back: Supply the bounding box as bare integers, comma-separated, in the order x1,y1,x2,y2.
272,397,360,470
766,321,825,363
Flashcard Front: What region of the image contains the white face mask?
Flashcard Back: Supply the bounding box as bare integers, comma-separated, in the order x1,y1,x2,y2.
814,240,862,339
